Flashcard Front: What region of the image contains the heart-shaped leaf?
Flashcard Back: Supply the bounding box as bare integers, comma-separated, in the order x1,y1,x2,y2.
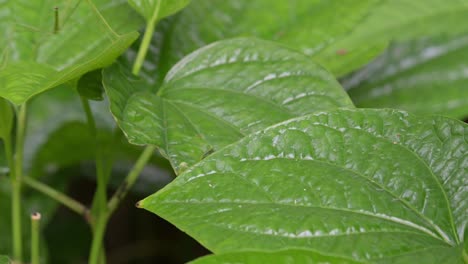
141,109,467,263
141,0,468,82
128,0,191,22
190,250,366,264
103,38,354,172
0,98,13,140
344,34,468,120
0,0,143,105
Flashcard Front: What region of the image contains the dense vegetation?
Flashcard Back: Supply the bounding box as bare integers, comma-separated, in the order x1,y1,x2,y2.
0,1,467,263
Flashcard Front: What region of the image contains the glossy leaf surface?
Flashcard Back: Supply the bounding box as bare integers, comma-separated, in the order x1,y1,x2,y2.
104,38,353,172
128,0,191,21
0,0,142,105
190,250,365,264
345,34,468,120
141,109,467,263
143,0,468,82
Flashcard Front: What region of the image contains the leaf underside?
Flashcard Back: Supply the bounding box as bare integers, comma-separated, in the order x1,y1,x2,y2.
141,108,467,263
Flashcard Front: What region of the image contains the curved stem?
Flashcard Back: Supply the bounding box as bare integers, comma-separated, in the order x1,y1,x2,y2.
108,145,156,214
132,0,161,75
23,176,91,223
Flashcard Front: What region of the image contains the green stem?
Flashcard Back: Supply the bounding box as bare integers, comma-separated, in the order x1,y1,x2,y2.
107,145,156,214
23,176,91,223
131,0,161,76
81,97,109,264
80,97,97,136
88,214,108,264
11,104,27,262
31,213,41,264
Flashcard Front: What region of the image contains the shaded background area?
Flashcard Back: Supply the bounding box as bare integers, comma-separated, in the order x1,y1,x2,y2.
45,176,209,264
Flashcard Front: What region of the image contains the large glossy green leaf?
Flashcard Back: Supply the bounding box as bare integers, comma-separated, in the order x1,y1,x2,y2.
344,34,468,120
140,0,468,83
103,38,354,172
0,98,13,140
190,250,366,264
141,109,467,263
128,0,191,22
0,0,143,105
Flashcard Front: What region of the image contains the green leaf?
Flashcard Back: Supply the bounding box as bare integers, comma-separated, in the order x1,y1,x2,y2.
141,109,467,263
140,0,378,81
190,250,366,264
104,38,353,172
128,0,191,22
0,98,13,140
0,0,143,105
344,34,468,120
141,0,468,82
77,70,104,101
316,1,468,75
0,255,9,264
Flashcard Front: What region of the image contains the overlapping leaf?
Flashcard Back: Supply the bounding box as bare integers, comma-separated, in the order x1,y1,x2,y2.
0,0,143,105
138,0,468,84
0,98,13,140
128,0,191,22
344,34,468,120
190,250,366,264
141,109,467,263
103,38,354,172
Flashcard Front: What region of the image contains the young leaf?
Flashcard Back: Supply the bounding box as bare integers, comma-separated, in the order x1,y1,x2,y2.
0,98,13,140
128,0,191,22
140,109,467,263
103,38,354,172
0,0,143,105
190,250,366,264
344,34,468,120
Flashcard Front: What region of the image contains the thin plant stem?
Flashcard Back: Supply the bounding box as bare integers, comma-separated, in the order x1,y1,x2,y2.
11,104,27,262
107,145,156,214
23,176,91,223
88,213,108,264
31,212,41,264
81,96,110,264
132,0,161,75
86,1,163,259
